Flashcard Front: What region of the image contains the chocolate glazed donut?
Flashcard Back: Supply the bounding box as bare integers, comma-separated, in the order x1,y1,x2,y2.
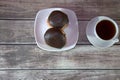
44,28,66,48
44,10,69,48
48,11,69,29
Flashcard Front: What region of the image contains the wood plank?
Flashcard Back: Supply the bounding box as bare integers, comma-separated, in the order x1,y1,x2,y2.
0,20,35,44
0,0,120,20
0,20,120,44
0,70,120,80
0,45,120,69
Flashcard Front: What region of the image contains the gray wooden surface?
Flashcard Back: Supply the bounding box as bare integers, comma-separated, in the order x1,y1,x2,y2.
0,45,120,69
0,0,120,80
0,0,120,20
0,70,120,80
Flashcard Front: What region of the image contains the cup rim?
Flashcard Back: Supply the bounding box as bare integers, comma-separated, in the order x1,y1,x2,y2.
94,16,119,42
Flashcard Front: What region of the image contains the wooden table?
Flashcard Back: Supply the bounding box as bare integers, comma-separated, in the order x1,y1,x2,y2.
0,0,120,80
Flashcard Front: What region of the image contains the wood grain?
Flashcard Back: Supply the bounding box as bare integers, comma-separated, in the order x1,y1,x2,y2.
0,45,120,69
0,70,120,80
0,20,120,44
0,20,35,44
0,0,120,79
0,0,120,20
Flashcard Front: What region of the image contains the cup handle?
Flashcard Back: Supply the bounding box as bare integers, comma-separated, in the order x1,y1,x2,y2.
113,39,119,43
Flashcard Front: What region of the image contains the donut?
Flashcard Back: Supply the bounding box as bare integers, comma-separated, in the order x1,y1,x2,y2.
48,11,69,29
44,28,66,48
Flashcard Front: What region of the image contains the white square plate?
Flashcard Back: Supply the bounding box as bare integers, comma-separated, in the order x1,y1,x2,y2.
34,8,79,51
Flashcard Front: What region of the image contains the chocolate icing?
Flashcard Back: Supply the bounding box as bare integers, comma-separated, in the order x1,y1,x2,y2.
44,28,66,48
48,11,69,29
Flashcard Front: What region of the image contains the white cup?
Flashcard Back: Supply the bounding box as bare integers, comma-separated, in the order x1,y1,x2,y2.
86,16,119,48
